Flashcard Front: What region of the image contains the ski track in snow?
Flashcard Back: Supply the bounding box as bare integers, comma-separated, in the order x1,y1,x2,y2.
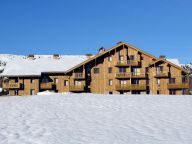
0,94,192,144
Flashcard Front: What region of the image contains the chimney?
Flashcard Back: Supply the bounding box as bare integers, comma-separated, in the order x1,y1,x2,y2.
117,41,123,45
27,54,35,60
53,54,60,59
98,47,105,54
86,54,93,59
159,55,166,59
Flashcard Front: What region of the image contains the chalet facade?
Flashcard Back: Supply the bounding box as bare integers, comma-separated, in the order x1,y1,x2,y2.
0,42,190,96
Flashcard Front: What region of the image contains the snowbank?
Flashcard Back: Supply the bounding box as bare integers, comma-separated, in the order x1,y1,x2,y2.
37,90,57,96
0,94,192,144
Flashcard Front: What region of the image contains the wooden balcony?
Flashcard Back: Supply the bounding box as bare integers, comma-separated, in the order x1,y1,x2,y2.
73,73,85,79
40,83,54,89
69,85,85,92
3,83,21,89
115,60,139,67
115,72,146,79
167,83,189,89
155,71,169,78
115,84,147,91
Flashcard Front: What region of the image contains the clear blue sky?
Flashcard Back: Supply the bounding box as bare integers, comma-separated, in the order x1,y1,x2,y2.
0,0,191,64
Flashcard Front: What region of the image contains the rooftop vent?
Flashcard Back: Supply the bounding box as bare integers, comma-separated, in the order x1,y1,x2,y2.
53,54,60,59
27,54,35,60
98,47,105,54
159,55,166,59
117,41,123,45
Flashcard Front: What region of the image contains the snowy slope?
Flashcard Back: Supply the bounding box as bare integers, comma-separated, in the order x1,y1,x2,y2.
0,54,88,76
0,94,192,144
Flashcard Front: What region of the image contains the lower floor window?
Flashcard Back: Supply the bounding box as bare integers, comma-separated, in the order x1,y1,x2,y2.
30,89,35,95
132,91,140,94
169,90,176,95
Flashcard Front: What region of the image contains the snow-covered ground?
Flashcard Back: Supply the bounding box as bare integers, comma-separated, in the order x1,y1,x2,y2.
0,94,192,144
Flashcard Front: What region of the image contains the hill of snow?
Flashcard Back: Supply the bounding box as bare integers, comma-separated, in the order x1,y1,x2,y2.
0,54,88,76
0,94,192,144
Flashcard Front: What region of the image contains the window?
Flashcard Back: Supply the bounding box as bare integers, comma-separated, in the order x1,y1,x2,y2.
132,68,140,76
120,80,126,85
75,80,81,86
64,80,69,86
132,79,140,84
15,79,19,83
156,78,160,85
108,56,112,62
108,67,112,73
145,67,149,73
54,78,58,84
108,79,113,86
42,76,48,83
119,67,126,73
15,90,18,95
169,90,176,95
182,76,188,83
30,78,35,83
94,68,99,74
30,89,35,95
169,78,176,84
132,91,140,94
156,66,163,72
146,79,149,85
119,55,124,61
129,55,134,60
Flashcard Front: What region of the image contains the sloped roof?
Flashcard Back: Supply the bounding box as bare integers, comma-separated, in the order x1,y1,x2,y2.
149,58,187,73
66,42,186,74
0,55,88,77
66,42,159,73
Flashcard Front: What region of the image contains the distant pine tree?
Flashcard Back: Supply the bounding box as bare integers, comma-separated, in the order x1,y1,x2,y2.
182,63,192,76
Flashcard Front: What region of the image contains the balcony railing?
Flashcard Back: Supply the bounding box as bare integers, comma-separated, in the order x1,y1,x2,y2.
155,71,169,78
167,83,189,89
115,72,146,78
69,85,85,92
73,73,85,79
115,84,147,91
115,60,139,67
3,83,21,89
40,83,54,89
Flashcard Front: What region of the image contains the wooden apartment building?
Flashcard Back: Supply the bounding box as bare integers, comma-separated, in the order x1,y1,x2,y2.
0,42,190,96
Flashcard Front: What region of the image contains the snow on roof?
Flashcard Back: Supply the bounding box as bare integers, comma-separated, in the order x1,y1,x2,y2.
0,54,88,76
166,58,181,66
